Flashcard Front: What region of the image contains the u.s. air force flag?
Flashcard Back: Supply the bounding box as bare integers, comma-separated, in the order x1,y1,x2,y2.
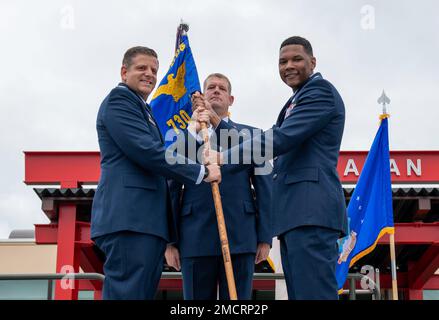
336,115,395,293
150,25,201,146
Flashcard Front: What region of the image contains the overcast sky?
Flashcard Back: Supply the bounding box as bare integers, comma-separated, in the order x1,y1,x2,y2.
0,0,438,239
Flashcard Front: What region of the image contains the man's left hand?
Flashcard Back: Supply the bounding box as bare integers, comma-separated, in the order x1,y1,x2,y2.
164,244,181,271
255,243,271,264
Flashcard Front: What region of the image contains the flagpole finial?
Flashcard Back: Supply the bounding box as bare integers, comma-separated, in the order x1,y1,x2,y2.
179,19,189,35
377,90,391,120
175,20,190,50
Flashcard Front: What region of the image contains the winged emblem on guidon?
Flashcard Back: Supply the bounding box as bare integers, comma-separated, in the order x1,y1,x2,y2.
152,61,187,102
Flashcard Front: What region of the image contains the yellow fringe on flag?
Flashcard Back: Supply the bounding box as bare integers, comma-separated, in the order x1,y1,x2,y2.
349,226,394,268
338,226,395,295
266,256,276,273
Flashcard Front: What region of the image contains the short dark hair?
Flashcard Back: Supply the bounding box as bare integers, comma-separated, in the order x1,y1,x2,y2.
280,36,313,56
203,73,232,94
122,46,158,68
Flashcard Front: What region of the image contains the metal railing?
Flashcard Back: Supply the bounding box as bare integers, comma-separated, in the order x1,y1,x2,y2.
0,273,105,281
342,269,381,300
162,271,381,300
0,273,104,300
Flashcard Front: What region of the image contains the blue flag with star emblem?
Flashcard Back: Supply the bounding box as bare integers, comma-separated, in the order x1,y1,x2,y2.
336,116,395,293
150,25,201,147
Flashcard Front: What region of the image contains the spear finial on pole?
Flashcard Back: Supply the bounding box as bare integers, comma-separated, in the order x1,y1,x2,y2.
378,90,391,120
378,90,390,114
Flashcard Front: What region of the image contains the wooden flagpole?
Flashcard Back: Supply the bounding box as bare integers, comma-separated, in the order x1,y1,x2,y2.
200,122,238,300
389,233,398,300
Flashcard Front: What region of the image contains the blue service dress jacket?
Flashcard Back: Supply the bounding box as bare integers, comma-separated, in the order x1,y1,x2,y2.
169,120,273,258
91,83,202,242
222,73,348,238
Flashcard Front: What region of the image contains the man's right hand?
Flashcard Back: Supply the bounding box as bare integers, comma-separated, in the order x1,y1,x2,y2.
164,244,181,271
204,164,221,183
189,108,211,133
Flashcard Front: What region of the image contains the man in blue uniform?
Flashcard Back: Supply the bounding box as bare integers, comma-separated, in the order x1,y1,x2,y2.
202,37,348,300
165,73,272,300
91,46,221,300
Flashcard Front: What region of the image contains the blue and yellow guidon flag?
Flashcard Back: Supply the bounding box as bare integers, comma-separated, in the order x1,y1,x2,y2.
150,26,201,146
335,115,395,294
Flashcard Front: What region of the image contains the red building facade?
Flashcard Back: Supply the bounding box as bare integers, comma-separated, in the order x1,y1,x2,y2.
24,151,439,300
